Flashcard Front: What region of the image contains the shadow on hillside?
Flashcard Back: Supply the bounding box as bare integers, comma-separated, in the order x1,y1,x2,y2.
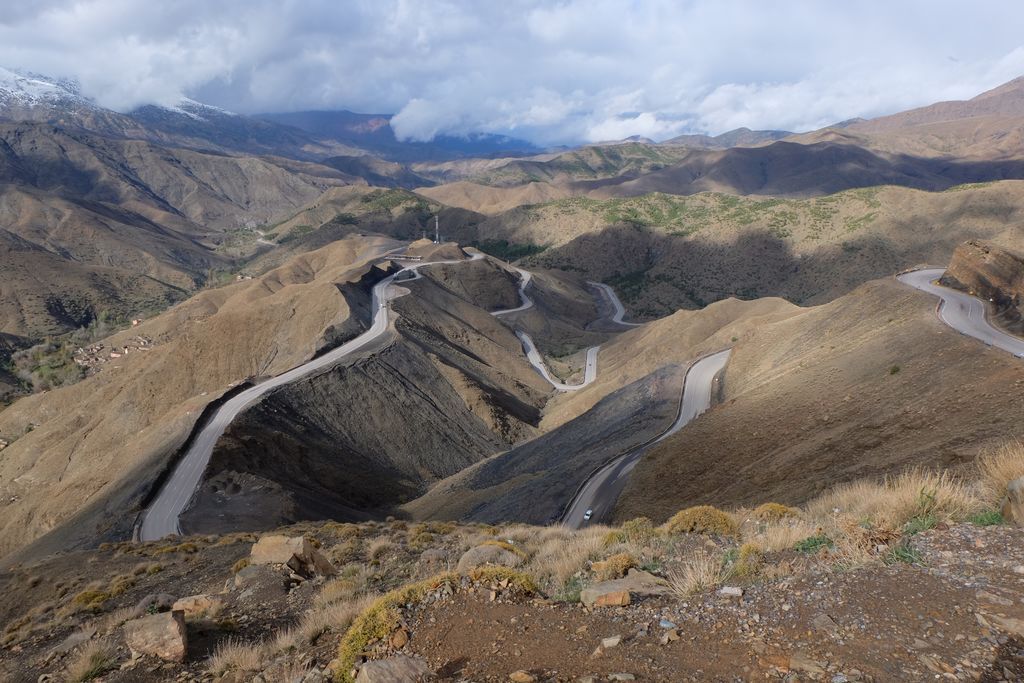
526,224,920,318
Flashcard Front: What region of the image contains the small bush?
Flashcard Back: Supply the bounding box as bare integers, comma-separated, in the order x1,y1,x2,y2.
970,510,1004,526
231,558,250,574
732,542,764,578
72,590,110,612
592,553,637,581
604,517,658,546
481,539,527,559
663,505,737,536
886,541,923,565
467,566,538,594
554,575,584,603
903,513,937,536
889,365,901,375
208,638,265,675
753,502,799,522
337,573,459,682
794,535,834,554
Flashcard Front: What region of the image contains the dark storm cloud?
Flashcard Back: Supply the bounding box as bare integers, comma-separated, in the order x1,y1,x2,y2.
2,0,1023,144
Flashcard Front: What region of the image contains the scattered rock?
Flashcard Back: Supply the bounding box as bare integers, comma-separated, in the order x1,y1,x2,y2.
658,618,676,629
580,569,670,608
608,675,635,681
789,651,827,675
457,544,523,572
601,635,622,649
419,548,447,568
123,610,187,662
250,535,336,577
171,594,223,620
355,655,432,682
234,564,286,592
659,629,680,645
812,613,839,633
718,586,743,598
509,671,537,683
390,628,410,649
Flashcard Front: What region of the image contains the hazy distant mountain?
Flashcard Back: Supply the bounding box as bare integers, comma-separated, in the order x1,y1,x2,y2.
0,67,352,159
258,109,539,162
661,127,791,149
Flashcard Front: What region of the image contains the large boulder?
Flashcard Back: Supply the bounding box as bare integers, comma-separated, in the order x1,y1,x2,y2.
123,610,187,662
456,543,523,572
355,654,433,682
250,535,336,577
1002,476,1024,526
580,569,672,608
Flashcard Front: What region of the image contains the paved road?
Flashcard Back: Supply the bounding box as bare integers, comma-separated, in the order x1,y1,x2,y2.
492,266,535,316
562,349,732,528
588,281,643,327
897,268,1024,358
516,330,599,392
139,249,483,541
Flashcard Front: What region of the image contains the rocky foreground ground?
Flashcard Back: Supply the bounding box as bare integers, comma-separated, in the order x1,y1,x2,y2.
3,453,1024,683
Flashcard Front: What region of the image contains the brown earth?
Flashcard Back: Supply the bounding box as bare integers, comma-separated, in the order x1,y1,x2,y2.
0,234,399,562
3,517,1024,682
614,277,1024,522
942,240,1024,334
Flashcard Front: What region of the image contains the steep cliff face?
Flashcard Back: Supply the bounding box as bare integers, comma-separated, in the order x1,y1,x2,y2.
941,240,1024,333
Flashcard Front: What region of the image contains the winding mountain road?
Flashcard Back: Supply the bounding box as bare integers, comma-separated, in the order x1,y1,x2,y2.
897,268,1024,357
489,266,603,392
563,349,732,528
139,249,483,541
589,281,643,327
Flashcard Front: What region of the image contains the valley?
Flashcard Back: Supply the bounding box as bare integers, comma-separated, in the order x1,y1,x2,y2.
3,47,1024,682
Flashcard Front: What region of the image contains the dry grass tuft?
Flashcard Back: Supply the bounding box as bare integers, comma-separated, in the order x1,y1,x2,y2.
976,441,1024,506
208,638,266,675
806,468,981,530
663,505,738,536
527,526,608,588
603,517,658,546
296,595,376,645
668,550,727,596
66,640,117,682
366,537,394,561
746,518,821,552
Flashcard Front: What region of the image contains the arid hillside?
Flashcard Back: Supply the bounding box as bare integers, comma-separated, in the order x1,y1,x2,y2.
3,442,1024,682
0,121,367,340
513,182,1024,318
0,235,399,561
793,75,1024,160
614,276,1024,522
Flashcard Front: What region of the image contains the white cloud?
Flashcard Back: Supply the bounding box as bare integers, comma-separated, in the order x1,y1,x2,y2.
0,0,1022,144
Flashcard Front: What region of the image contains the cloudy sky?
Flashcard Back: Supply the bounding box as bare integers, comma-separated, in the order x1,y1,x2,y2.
2,0,1023,144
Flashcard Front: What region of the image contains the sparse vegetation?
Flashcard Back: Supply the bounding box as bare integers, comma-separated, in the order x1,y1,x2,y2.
668,550,727,596
66,640,117,682
663,505,738,536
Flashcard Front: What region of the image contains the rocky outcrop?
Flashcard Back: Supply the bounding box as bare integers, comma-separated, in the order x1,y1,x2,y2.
123,610,187,661
941,240,1024,334
250,535,336,577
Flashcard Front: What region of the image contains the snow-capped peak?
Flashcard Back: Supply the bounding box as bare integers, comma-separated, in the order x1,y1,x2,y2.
0,66,88,106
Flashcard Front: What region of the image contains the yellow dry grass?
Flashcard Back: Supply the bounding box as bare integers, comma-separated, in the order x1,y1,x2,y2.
668,550,727,597
976,441,1024,506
